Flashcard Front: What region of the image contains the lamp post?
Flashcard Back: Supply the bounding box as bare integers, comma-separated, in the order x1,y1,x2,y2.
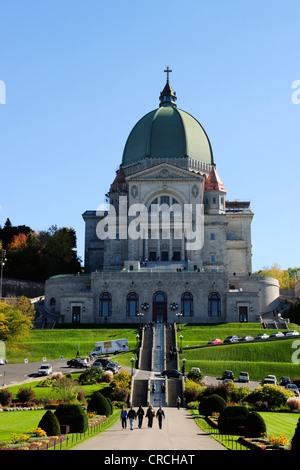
181,357,187,376
130,357,135,377
176,312,183,331
137,312,144,328
179,334,183,353
0,249,7,301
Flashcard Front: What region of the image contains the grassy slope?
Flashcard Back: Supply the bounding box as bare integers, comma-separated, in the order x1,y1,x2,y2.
177,323,300,381
6,328,139,367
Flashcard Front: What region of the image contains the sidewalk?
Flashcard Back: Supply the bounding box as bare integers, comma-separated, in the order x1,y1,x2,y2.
72,407,225,451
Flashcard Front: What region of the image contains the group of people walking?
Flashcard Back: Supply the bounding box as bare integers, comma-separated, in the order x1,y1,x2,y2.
120,405,165,430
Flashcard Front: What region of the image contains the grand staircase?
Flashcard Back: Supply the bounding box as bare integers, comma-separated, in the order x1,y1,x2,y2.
131,324,184,407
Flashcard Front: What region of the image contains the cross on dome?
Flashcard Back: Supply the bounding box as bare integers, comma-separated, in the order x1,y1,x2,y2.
164,66,172,83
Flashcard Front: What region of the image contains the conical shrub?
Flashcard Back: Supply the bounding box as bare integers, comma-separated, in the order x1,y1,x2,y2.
38,410,61,436
87,391,111,417
244,411,266,437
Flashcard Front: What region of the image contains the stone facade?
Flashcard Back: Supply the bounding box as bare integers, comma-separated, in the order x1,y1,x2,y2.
44,77,281,325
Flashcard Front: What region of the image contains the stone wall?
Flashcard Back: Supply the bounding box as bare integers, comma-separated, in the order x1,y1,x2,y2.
1,278,44,299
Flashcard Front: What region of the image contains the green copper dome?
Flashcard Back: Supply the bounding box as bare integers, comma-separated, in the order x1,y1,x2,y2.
122,77,214,167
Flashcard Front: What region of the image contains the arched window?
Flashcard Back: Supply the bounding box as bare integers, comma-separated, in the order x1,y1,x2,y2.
100,292,112,317
153,291,167,303
208,292,221,317
127,292,139,317
50,298,56,306
181,292,193,317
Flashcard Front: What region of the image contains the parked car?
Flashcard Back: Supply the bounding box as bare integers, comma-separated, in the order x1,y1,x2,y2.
190,367,201,373
255,333,269,340
239,336,254,342
161,369,183,378
222,370,234,380
269,332,284,338
267,375,277,384
207,338,223,345
285,330,300,337
223,335,239,343
38,364,53,376
92,358,112,368
261,377,276,385
238,371,250,382
104,362,121,373
223,378,234,384
280,376,291,386
91,361,104,369
67,358,90,368
286,384,300,396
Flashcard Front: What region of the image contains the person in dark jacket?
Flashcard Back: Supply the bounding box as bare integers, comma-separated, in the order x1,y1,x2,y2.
120,406,128,430
156,406,165,429
127,405,137,430
146,405,155,428
137,405,145,428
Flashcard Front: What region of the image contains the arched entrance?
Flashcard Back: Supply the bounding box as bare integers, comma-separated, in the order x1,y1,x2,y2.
153,291,167,323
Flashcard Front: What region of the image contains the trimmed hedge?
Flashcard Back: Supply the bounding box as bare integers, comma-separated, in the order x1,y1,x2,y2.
291,417,300,451
218,405,250,435
54,404,88,433
198,394,227,417
87,392,112,417
38,410,61,437
244,411,266,438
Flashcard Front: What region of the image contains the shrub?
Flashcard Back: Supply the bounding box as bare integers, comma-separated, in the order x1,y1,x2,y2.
16,387,36,403
244,411,267,438
218,405,250,435
187,369,204,383
202,382,232,402
0,388,13,406
286,397,300,411
184,379,203,404
102,371,114,383
186,401,200,410
229,385,251,404
78,368,103,385
38,410,61,436
54,404,88,433
87,392,111,417
247,385,293,409
291,417,300,450
112,387,128,403
198,394,227,417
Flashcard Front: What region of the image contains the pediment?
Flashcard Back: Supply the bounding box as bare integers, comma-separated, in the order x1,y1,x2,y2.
125,162,204,183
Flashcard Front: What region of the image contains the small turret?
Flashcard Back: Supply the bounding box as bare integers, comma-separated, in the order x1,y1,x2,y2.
204,164,226,214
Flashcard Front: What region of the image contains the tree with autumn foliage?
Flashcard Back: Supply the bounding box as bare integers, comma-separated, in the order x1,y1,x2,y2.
256,263,300,290
0,298,34,345
0,219,81,282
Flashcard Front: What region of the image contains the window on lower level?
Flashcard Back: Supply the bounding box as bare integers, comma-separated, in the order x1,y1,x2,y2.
126,292,139,316
100,292,112,317
208,292,221,317
181,292,193,316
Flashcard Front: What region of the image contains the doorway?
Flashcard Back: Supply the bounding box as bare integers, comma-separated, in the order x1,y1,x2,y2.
239,306,248,322
153,291,167,323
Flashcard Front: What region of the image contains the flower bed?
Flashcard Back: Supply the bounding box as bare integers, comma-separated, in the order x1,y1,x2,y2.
0,414,109,450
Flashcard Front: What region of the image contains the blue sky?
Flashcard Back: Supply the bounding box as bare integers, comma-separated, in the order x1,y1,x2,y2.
0,0,299,272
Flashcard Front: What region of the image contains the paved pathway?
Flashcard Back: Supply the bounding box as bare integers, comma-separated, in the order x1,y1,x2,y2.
72,407,225,451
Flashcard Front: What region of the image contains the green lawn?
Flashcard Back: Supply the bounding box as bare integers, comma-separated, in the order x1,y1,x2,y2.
4,376,110,401
6,328,139,366
0,410,45,440
259,412,300,441
177,323,300,381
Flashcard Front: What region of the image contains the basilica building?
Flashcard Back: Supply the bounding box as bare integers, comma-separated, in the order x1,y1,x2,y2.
45,72,280,325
